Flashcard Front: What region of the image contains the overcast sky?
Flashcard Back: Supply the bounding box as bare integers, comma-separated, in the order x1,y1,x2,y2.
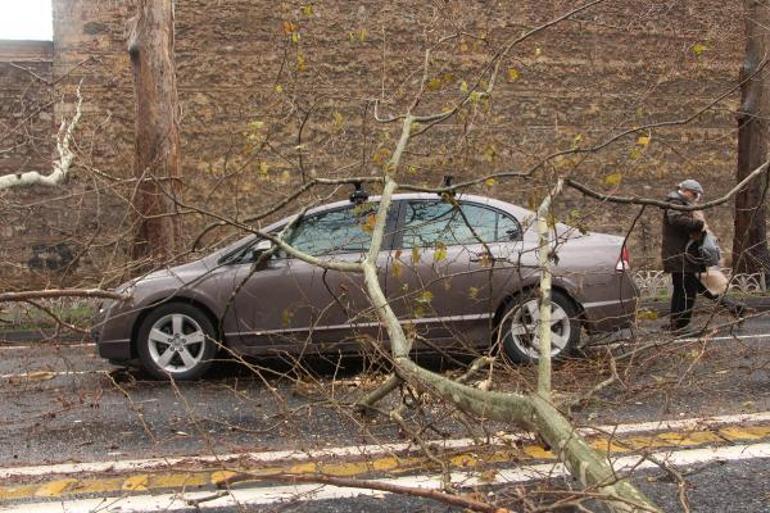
0,0,53,41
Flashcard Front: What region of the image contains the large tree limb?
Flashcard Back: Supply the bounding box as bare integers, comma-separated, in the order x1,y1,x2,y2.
536,178,564,400
0,84,83,190
356,114,661,512
0,289,127,303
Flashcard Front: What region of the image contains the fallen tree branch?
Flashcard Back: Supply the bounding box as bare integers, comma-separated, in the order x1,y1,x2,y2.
0,289,127,302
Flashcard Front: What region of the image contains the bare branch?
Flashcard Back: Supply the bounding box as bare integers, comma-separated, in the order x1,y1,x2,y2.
565,160,770,210
0,82,83,190
0,289,127,303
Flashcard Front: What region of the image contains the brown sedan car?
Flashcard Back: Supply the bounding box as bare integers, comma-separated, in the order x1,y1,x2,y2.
93,193,638,379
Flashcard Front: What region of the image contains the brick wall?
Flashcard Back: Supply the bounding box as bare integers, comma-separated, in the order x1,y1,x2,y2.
0,1,748,287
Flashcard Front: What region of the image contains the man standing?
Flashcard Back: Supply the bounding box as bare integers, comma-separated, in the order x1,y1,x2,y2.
661,179,707,332
662,180,748,333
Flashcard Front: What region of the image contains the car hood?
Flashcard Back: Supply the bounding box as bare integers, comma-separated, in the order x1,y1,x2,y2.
117,259,217,295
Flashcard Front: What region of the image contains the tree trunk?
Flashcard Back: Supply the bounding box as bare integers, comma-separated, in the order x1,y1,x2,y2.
733,0,770,274
127,0,181,264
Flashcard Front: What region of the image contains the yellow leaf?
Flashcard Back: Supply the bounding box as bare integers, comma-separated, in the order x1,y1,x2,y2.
426,77,443,91
603,172,622,187
485,177,497,188
361,213,377,233
637,309,658,320
411,246,421,264
391,259,402,279
434,242,447,262
358,28,367,42
459,80,469,93
274,84,283,94
468,286,479,300
507,68,520,81
391,250,403,279
296,52,306,71
572,133,583,148
282,21,297,35
371,147,391,165
332,110,344,130
534,47,542,57
483,144,497,162
692,42,707,56
416,290,434,304
302,4,314,16
291,32,301,44
637,134,651,147
258,161,270,177
628,146,642,160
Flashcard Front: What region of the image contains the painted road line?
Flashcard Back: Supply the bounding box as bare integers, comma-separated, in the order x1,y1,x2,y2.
0,370,109,380
2,410,769,481
0,342,95,351
2,442,769,513
1,419,769,502
675,331,770,343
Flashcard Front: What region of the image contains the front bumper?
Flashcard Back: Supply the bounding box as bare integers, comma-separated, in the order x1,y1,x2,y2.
91,299,136,362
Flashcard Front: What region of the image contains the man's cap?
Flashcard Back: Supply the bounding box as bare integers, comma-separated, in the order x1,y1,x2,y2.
678,179,704,196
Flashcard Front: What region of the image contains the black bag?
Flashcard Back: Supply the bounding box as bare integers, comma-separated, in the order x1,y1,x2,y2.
685,232,721,267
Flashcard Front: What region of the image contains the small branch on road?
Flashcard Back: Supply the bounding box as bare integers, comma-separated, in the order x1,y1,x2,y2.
218,472,512,513
182,490,229,508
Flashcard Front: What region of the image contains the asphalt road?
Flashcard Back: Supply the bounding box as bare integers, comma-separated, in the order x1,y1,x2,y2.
0,310,768,512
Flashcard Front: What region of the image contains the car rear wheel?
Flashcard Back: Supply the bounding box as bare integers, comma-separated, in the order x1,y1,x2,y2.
136,303,218,380
499,290,580,363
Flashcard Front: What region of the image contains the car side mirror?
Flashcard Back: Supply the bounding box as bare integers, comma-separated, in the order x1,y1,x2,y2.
248,239,275,268
254,239,273,253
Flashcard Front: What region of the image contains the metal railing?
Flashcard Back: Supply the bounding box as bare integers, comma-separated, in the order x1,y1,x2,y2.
633,270,767,299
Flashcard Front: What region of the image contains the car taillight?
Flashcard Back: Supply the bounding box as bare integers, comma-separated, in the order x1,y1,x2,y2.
616,245,630,272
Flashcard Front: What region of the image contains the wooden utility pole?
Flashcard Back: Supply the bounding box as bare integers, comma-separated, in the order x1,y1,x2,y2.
733,0,770,274
127,0,181,264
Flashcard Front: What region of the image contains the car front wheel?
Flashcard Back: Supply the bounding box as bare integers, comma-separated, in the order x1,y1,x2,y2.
136,303,218,380
499,290,580,363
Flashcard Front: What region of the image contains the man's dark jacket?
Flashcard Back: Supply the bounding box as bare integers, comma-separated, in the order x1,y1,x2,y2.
661,191,705,273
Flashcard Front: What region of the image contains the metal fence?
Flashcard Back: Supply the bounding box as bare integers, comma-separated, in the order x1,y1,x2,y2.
633,270,767,299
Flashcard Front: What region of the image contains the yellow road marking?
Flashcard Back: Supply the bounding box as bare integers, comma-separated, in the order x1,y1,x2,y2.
34,478,78,497
121,474,149,491
1,422,769,503
210,470,238,486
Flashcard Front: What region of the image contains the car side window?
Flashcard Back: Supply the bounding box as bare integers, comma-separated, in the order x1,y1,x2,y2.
287,205,375,256
400,201,521,248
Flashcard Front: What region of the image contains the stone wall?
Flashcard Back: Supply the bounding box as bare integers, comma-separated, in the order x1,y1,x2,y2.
0,40,54,176
0,1,750,287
